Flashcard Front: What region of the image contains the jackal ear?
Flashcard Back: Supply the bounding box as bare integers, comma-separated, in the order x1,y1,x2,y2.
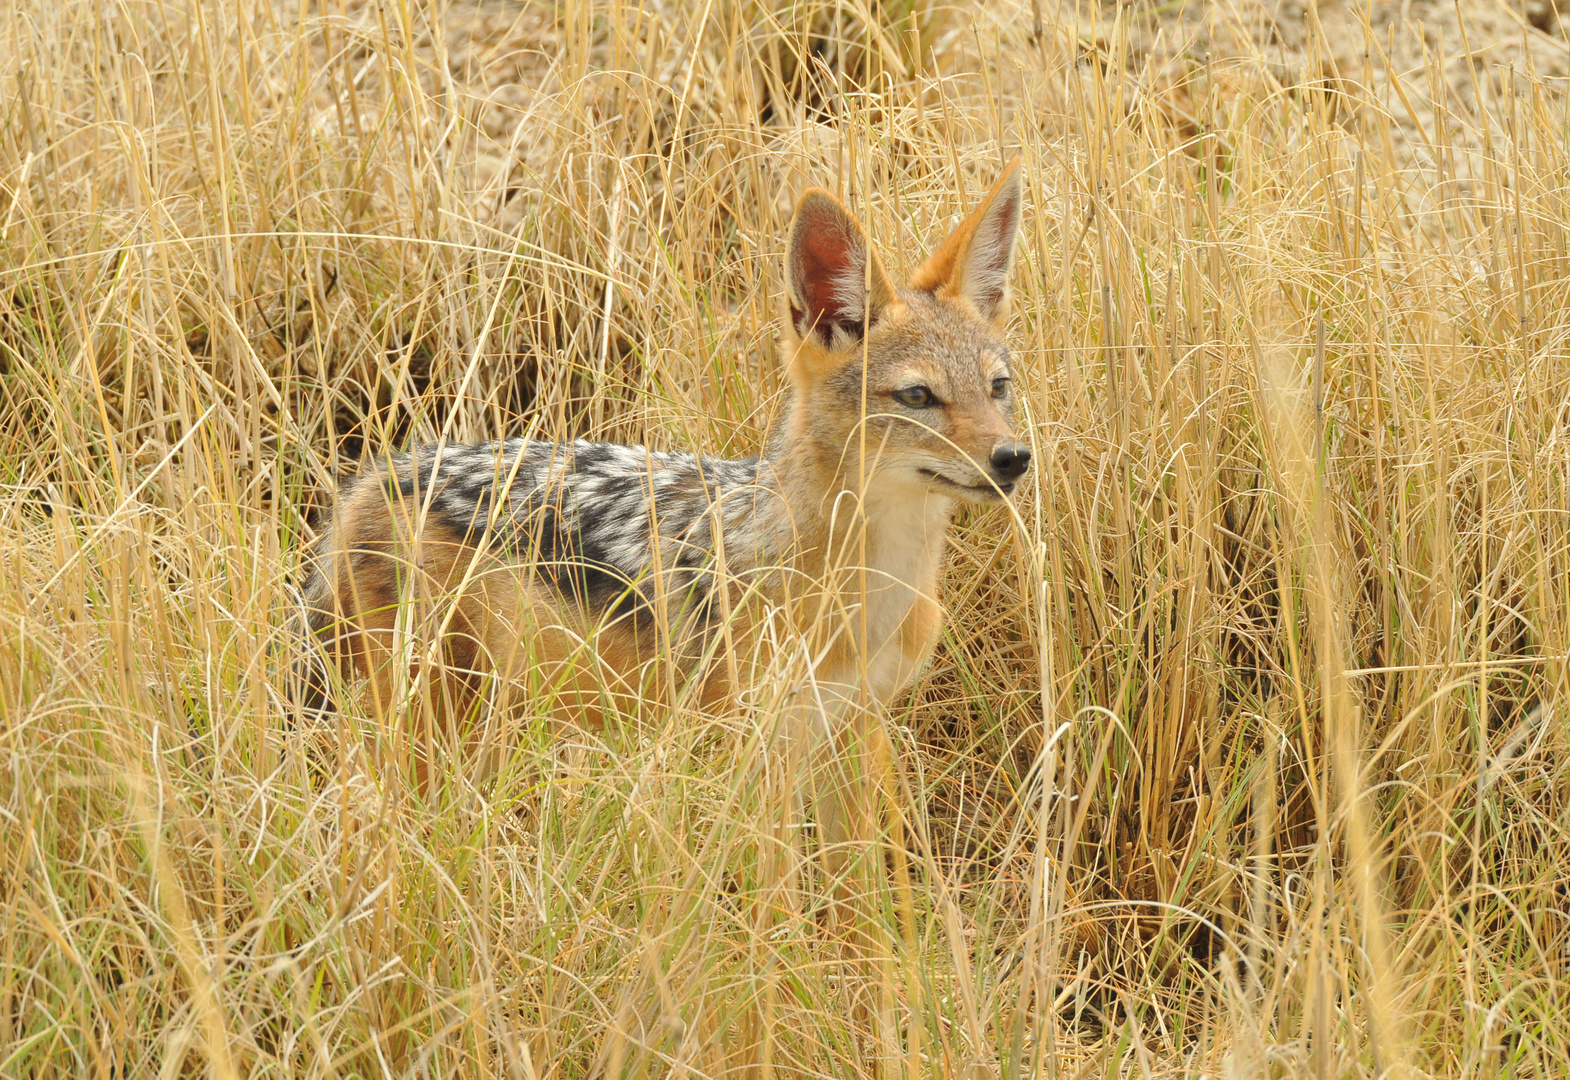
786,189,896,348
910,157,1023,324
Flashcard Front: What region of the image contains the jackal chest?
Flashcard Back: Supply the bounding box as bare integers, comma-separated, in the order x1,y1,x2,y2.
841,493,951,703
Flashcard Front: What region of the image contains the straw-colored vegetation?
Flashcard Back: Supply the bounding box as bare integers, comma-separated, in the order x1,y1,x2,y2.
5,0,1570,1075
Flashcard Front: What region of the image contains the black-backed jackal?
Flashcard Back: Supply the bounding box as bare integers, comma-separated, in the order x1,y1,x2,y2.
293,160,1030,757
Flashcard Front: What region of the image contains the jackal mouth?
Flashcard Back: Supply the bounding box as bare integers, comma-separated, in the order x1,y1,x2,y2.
918,467,1015,500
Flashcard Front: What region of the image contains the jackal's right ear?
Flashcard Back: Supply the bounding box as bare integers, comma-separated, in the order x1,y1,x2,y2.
911,157,1023,324
786,190,896,349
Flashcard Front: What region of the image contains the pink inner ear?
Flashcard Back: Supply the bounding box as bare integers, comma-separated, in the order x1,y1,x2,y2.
796,216,858,322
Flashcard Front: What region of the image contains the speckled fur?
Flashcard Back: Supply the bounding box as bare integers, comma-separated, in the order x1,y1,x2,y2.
293,160,1029,736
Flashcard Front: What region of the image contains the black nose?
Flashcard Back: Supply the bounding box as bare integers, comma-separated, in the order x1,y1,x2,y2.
989,443,1032,480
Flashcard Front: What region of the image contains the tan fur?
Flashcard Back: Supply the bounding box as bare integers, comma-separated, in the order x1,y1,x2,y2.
294,160,1029,773
909,157,1023,321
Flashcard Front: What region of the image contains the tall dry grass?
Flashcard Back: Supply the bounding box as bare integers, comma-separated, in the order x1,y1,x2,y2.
3,0,1570,1075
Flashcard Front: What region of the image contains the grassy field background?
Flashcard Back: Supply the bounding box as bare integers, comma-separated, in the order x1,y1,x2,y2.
5,0,1570,1075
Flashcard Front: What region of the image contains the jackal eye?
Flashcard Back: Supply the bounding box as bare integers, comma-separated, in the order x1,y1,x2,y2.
991,376,1011,399
893,385,936,408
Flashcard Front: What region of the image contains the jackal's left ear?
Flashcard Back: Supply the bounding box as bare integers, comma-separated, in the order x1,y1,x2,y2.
911,157,1023,324
787,189,896,348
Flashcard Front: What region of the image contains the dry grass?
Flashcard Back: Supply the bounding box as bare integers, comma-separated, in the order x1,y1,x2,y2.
4,0,1570,1075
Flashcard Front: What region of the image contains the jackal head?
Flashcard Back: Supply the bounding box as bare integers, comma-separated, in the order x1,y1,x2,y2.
782,159,1030,503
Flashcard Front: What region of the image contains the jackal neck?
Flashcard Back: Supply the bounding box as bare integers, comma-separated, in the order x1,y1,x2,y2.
763,390,955,588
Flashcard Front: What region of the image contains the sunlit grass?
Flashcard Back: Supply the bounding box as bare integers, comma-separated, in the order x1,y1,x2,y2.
3,0,1570,1076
